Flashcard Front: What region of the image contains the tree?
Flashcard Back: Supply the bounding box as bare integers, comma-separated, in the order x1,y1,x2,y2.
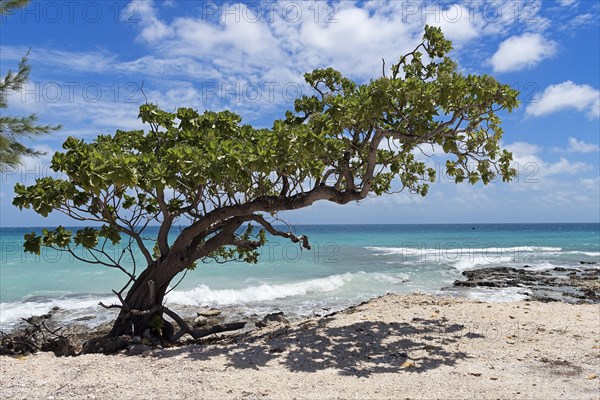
0,0,62,172
0,0,30,15
13,27,519,341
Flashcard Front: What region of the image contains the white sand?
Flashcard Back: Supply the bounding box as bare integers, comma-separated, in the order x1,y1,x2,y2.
1,294,599,399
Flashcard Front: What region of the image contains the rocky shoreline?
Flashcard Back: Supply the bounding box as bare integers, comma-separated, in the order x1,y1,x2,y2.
2,263,598,358
0,305,293,357
450,264,599,303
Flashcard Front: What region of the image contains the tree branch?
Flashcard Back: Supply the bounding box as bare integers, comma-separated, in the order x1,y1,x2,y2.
247,214,311,250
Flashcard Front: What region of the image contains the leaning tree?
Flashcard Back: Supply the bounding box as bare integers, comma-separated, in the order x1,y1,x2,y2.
13,27,518,341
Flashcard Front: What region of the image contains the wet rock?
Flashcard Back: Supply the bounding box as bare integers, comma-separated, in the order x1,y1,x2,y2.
197,308,222,317
580,261,597,265
25,313,52,325
451,266,600,304
256,312,289,328
74,316,96,321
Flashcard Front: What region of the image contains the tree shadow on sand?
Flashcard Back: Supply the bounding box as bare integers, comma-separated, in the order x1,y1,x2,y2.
159,316,484,377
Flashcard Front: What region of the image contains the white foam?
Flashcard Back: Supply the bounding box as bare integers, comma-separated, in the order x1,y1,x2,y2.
365,245,577,271
366,272,410,284
441,287,529,303
166,273,355,306
166,271,411,307
366,245,563,257
561,251,600,257
0,294,116,328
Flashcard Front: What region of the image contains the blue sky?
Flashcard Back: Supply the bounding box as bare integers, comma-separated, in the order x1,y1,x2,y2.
0,0,599,226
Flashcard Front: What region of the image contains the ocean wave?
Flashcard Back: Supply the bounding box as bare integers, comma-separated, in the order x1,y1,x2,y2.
366,245,570,271
560,251,600,257
365,271,410,284
365,245,563,257
166,271,410,307
166,273,354,306
0,294,116,329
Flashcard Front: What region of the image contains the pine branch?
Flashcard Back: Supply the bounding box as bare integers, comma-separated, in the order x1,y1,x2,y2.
0,0,30,16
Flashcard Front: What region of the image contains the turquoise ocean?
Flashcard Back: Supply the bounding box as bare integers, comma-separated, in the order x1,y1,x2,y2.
1,223,599,330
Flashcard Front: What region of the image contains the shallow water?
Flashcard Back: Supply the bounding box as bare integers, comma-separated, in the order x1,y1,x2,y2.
1,223,598,330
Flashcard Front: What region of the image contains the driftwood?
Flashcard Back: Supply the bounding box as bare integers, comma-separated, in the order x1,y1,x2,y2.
0,319,75,357
3,303,248,356
162,306,245,341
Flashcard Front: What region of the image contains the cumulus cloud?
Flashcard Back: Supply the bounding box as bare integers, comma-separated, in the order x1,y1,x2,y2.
579,177,600,190
489,33,557,73
566,137,600,153
526,81,600,118
133,1,174,42
423,4,479,42
505,141,592,182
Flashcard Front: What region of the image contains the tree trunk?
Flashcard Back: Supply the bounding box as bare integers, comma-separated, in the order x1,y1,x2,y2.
108,266,175,339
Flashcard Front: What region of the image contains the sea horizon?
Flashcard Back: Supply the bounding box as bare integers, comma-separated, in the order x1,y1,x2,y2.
2,222,600,229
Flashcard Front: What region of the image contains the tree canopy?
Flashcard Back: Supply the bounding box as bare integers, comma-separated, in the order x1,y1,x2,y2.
13,26,519,340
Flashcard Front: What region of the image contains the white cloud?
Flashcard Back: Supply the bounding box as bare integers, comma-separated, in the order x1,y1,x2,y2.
566,137,600,153
133,0,174,42
505,141,592,183
0,46,116,74
2,0,554,118
489,33,557,73
526,81,600,118
580,177,600,190
125,0,489,86
558,0,576,6
504,141,541,158
423,4,479,42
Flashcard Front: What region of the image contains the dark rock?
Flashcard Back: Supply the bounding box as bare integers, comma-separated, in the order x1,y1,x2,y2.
256,312,289,328
127,344,151,356
451,265,600,304
74,316,96,321
25,313,52,325
82,335,131,354
41,336,76,357
580,261,597,265
453,280,476,288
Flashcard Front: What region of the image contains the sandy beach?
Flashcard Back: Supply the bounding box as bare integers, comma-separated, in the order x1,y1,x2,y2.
1,293,599,400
